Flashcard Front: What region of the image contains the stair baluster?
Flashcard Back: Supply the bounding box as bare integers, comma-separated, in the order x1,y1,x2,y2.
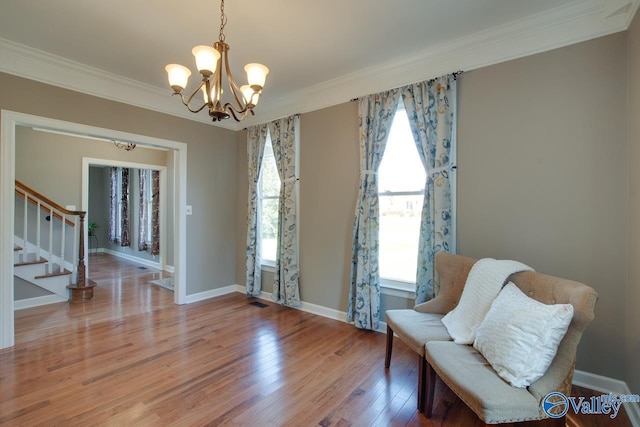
15,180,95,302
36,200,41,261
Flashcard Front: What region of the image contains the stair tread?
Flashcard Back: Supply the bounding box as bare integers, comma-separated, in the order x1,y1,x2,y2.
35,269,72,279
14,259,48,267
14,246,22,251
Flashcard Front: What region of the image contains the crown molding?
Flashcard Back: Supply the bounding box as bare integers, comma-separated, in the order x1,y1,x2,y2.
0,38,237,131
241,0,638,128
0,0,637,132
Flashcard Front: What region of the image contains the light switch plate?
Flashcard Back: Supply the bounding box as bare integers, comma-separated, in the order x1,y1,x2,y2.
186,205,193,215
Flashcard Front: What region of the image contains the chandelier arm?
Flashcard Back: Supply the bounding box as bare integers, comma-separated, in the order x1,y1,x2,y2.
222,48,248,111
184,79,210,113
173,91,208,114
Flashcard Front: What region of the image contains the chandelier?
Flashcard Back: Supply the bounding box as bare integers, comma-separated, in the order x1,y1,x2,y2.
165,0,269,122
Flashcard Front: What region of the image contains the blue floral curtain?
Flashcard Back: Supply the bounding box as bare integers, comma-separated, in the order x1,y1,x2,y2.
245,124,268,297
401,74,457,303
138,169,149,251
151,170,160,256
108,167,118,243
269,115,301,307
348,89,401,330
120,168,130,247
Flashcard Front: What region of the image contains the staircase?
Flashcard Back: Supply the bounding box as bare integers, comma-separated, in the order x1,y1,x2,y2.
14,180,95,303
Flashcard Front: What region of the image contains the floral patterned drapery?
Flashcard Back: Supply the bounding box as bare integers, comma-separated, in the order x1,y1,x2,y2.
120,168,130,247
401,74,457,302
347,89,401,330
269,115,301,307
138,169,149,251
151,170,160,256
245,124,268,297
108,167,118,243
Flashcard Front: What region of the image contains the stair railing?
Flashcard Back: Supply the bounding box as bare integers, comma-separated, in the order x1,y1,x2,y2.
14,180,87,290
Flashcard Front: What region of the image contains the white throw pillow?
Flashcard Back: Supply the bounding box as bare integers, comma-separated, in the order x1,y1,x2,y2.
441,258,533,344
473,282,574,388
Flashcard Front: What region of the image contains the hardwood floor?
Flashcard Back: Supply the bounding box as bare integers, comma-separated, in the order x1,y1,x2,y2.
0,254,634,426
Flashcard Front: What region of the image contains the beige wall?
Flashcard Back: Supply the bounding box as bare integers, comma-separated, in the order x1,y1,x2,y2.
2,72,238,295
627,11,640,395
457,33,628,378
235,33,629,380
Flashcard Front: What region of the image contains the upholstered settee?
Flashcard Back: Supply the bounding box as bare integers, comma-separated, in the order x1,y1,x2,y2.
385,252,598,425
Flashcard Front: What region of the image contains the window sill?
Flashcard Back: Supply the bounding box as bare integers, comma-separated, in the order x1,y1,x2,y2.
380,278,415,300
260,262,276,273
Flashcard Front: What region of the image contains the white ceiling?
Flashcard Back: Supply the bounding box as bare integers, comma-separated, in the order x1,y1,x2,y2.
0,0,637,131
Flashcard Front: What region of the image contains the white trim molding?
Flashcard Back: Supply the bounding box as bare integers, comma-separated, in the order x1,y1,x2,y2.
14,294,67,310
0,1,638,131
0,110,189,349
184,285,238,304
573,370,640,426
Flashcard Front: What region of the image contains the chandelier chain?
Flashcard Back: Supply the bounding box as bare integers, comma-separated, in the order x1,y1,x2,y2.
219,0,227,42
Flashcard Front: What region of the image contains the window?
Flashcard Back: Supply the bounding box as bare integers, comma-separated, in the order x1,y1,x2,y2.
259,133,281,265
143,170,153,244
378,105,425,286
116,168,124,240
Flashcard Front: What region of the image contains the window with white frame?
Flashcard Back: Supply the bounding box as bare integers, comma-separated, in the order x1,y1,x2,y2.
116,168,124,240
259,133,281,265
143,170,153,244
378,105,425,287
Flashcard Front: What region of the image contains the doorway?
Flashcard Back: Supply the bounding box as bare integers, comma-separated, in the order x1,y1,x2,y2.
1,110,188,349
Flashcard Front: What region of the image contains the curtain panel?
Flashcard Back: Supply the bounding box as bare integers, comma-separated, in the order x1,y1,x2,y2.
269,115,301,307
401,75,457,302
108,167,118,243
138,169,149,251
245,124,268,297
151,170,160,256
347,89,401,330
120,168,130,247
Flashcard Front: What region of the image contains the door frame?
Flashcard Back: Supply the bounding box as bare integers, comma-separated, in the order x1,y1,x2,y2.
1,110,188,349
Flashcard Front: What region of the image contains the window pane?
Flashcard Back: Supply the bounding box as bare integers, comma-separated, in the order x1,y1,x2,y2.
261,140,280,198
260,198,278,262
378,107,425,283
379,194,423,282
260,135,281,263
378,108,425,193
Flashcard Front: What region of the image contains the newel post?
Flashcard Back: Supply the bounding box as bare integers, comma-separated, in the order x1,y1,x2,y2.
68,212,96,302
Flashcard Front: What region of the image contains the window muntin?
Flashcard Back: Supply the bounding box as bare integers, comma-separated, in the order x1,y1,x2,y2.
378,106,425,284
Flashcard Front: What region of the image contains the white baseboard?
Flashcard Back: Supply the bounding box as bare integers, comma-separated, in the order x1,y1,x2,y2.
184,285,238,304
573,370,640,426
14,294,67,310
98,248,165,271
232,285,348,323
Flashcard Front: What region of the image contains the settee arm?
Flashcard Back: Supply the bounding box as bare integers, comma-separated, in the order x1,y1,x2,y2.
414,252,476,315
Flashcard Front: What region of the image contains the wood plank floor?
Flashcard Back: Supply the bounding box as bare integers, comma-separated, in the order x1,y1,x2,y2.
0,254,633,426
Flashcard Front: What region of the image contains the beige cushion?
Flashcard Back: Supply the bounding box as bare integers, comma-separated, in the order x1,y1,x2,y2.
425,341,541,423
385,309,451,356
474,282,573,388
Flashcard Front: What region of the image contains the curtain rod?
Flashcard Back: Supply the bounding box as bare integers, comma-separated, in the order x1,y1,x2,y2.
350,70,464,102
242,113,301,131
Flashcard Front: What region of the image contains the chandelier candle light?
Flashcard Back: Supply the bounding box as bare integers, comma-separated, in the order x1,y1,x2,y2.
165,0,269,122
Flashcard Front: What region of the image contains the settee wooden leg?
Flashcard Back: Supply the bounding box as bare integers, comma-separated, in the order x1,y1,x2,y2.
418,355,426,412
385,325,393,368
425,361,436,417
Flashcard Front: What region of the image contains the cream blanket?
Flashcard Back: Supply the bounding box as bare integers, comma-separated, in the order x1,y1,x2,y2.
441,258,533,344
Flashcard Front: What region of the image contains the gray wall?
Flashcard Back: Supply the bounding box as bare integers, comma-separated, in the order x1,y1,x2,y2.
14,277,51,300
2,72,238,296
627,11,640,396
235,33,629,380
